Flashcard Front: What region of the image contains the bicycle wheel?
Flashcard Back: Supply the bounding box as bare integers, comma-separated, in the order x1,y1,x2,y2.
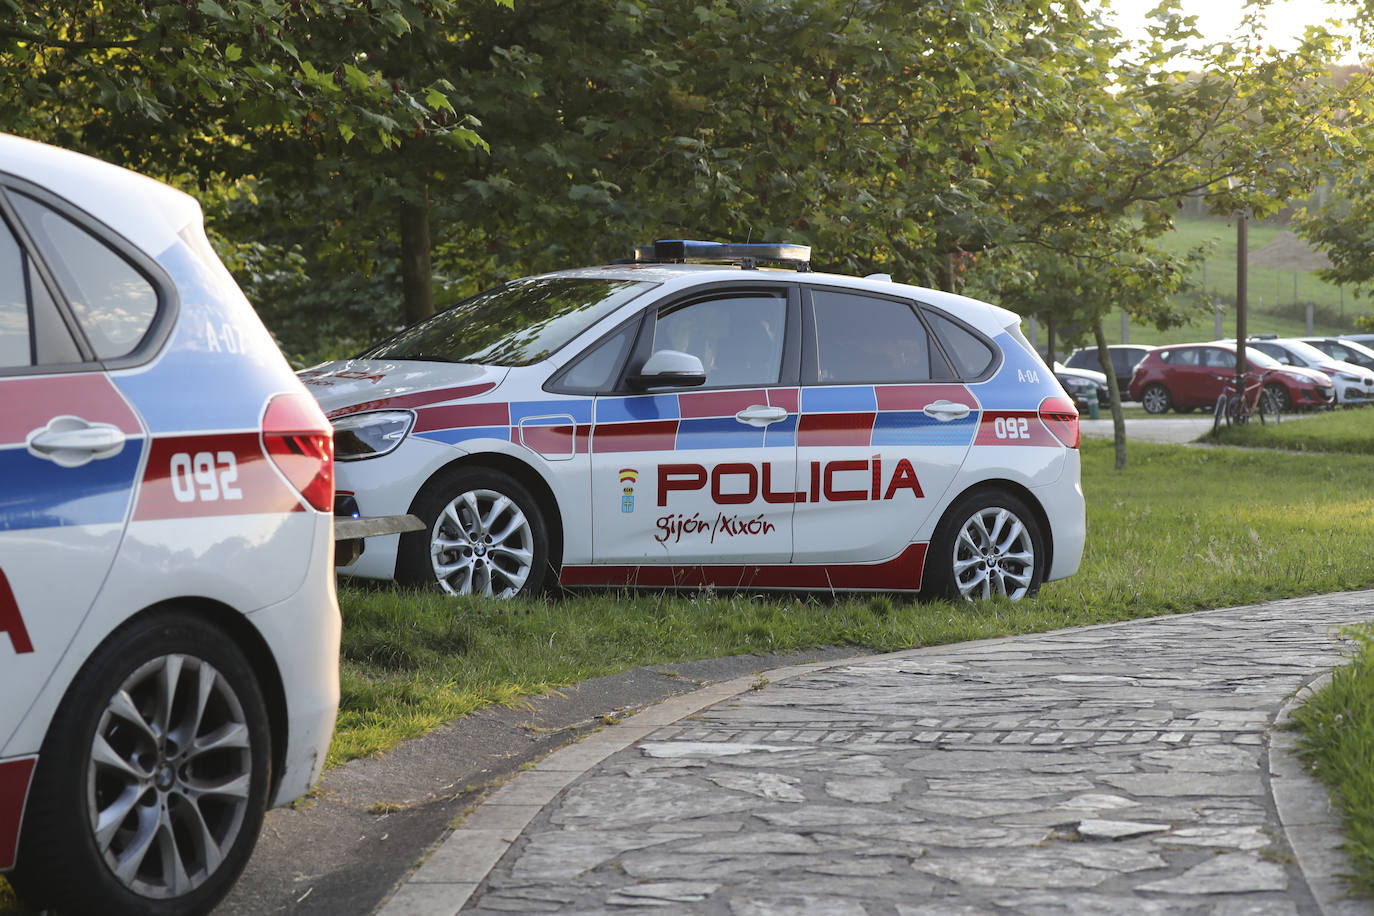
1258,389,1281,425
1213,394,1228,433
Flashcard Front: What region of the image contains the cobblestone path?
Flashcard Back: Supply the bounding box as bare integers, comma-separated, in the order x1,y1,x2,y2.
403,593,1374,915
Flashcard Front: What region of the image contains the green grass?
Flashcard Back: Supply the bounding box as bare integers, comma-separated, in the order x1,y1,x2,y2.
1291,623,1374,898
1086,214,1367,349
1207,406,1374,454
330,437,1374,763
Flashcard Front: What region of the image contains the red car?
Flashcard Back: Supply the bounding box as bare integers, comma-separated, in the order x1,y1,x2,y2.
1127,343,1334,414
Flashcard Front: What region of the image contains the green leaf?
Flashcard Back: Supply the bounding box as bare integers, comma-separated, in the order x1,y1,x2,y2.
225,44,242,62
198,0,231,20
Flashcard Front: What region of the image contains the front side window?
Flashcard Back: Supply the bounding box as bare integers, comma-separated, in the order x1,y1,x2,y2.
811,290,945,384
365,277,655,367
653,291,787,388
12,194,158,361
553,320,638,393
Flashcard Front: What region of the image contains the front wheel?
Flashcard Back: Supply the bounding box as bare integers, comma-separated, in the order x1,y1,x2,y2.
399,466,550,598
925,490,1046,602
11,613,270,916
1212,394,1228,433
1141,383,1172,415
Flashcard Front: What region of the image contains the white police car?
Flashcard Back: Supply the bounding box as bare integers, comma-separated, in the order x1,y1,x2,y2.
306,241,1085,602
0,134,340,915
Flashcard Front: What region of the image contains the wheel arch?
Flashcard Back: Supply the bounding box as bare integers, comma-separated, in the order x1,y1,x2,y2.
58,599,291,805
411,452,566,580
929,478,1054,579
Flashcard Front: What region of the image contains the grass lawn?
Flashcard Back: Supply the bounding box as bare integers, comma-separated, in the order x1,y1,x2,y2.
1207,406,1374,454
330,436,1374,763
1290,623,1374,899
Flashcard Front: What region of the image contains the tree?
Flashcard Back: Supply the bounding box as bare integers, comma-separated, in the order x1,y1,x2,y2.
0,0,496,326
977,2,1369,467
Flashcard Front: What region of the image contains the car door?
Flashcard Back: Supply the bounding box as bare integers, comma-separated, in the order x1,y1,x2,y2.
0,188,150,752
791,287,977,564
589,285,799,569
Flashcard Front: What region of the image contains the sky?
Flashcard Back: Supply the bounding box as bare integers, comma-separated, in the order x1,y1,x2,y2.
1093,0,1367,63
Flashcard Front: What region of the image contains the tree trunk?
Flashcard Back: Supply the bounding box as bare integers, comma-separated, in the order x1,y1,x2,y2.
400,184,434,324
1093,318,1127,470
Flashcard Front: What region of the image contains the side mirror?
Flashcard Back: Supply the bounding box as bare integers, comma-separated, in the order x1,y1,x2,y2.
629,349,707,389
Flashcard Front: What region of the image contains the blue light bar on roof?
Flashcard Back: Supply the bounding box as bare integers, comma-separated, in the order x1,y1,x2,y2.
633,239,811,270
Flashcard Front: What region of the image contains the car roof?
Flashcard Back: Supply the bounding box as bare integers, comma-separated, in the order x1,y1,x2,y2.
0,132,202,260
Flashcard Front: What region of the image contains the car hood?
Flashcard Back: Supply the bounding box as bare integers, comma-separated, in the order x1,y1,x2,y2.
299,359,510,417
1277,366,1333,386
1314,360,1371,381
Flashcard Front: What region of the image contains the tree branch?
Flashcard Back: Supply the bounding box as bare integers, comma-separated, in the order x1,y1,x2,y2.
0,26,141,50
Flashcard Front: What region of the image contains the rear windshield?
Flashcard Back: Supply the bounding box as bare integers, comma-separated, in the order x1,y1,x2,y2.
362,277,655,367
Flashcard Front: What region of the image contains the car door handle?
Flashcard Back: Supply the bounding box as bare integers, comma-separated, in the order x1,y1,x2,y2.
923,400,971,421
735,405,788,427
27,416,126,468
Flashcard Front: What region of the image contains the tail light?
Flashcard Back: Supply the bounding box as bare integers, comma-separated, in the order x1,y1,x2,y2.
263,392,335,511
1039,395,1080,450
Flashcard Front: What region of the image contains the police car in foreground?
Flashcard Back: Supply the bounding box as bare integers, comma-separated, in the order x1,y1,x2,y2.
306,240,1086,602
1,134,340,915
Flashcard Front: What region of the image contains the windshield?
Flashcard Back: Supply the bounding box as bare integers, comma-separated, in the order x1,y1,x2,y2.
1281,339,1338,365
362,277,656,366
1243,349,1281,369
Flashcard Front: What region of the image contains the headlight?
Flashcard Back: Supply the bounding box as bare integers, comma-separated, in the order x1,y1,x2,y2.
1337,373,1360,383
332,410,415,461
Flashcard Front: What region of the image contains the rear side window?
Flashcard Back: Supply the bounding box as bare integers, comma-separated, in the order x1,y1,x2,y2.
0,211,81,370
923,308,995,379
811,290,949,384
12,193,159,361
0,217,27,367
1203,348,1235,369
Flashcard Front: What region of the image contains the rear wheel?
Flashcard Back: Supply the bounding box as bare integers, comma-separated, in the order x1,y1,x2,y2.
398,466,550,598
1140,383,1171,415
926,490,1045,602
1259,389,1282,425
11,613,270,916
1263,383,1289,415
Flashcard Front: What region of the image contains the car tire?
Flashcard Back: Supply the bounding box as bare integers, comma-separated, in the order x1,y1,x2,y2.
1263,383,1289,414
399,466,550,598
10,612,270,916
925,489,1046,602
1140,383,1172,414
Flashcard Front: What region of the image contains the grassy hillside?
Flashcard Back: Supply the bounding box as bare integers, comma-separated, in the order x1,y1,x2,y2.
1052,215,1370,351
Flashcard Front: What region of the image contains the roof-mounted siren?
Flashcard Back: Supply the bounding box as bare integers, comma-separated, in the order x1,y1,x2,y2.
633,239,812,271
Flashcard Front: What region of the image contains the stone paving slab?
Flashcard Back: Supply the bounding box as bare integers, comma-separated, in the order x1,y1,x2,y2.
378,592,1374,915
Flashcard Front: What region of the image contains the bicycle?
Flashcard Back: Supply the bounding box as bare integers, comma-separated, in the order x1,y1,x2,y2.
1212,369,1282,432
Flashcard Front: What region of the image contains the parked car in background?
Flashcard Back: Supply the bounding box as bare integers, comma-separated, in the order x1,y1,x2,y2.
1340,333,1374,350
1128,342,1334,414
1298,336,1374,374
303,240,1087,604
0,134,340,916
1237,337,1374,406
1053,361,1109,411
1064,344,1153,398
